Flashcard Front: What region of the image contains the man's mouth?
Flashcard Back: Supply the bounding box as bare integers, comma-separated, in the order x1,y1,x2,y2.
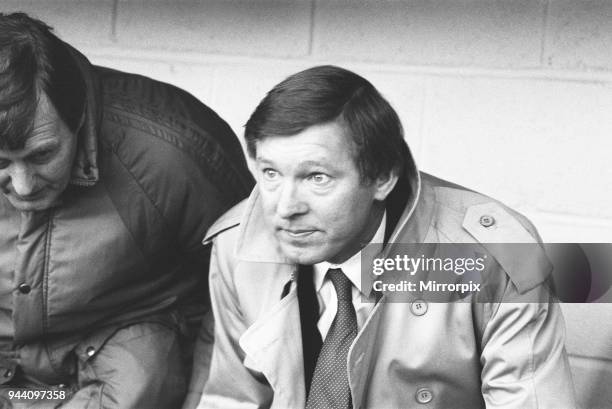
12,191,44,201
278,228,318,239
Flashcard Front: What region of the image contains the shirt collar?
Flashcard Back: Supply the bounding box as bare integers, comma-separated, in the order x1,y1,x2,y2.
313,212,386,294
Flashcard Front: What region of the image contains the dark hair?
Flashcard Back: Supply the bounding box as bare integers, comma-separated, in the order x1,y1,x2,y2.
0,12,85,150
244,65,409,182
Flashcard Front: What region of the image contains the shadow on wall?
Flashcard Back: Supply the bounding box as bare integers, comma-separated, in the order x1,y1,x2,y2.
546,243,612,303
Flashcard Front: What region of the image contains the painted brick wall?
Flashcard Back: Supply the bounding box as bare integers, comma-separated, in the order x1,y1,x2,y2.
2,1,611,407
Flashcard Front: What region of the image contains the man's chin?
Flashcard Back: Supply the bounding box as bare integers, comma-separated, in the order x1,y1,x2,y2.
279,243,328,265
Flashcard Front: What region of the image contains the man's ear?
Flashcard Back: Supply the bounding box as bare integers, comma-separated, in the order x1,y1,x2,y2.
373,168,399,201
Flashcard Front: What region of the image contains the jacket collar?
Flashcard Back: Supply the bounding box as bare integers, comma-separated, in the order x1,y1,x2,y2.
64,43,102,187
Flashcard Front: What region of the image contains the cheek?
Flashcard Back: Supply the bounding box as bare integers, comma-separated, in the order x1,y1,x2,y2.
37,159,73,185
258,188,282,221
44,139,77,183
316,193,363,229
326,189,375,229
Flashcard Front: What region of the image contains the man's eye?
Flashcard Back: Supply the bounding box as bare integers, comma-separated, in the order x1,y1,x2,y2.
262,169,279,181
308,173,330,185
29,150,54,164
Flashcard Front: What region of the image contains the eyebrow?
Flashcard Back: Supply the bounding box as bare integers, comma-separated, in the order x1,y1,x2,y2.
255,157,272,165
23,141,58,155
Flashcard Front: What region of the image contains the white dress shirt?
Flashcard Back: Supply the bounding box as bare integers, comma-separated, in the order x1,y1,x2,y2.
313,213,386,340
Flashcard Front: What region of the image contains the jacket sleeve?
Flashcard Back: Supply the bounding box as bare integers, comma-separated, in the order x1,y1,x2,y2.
196,239,273,409
182,307,215,409
479,279,577,409
461,201,577,408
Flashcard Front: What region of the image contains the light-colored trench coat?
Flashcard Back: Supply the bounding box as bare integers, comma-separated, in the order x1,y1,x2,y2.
195,167,576,409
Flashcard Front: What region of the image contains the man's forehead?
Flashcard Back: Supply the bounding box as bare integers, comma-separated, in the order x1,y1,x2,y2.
33,92,60,125
0,92,60,150
21,93,68,149
0,120,60,156
255,141,344,167
255,122,355,159
0,136,57,157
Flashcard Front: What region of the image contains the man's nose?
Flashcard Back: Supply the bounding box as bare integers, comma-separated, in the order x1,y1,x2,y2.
275,182,308,219
10,165,37,196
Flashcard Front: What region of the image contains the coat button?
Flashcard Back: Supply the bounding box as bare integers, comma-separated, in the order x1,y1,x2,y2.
479,215,495,228
410,300,428,316
415,387,433,404
18,283,31,294
4,369,13,378
86,346,96,358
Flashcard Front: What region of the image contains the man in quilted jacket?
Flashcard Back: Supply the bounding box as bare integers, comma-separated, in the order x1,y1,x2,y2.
0,12,253,408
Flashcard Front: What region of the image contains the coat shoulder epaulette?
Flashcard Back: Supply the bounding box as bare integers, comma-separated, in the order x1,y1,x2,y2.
202,199,247,245
427,180,551,294
462,201,551,294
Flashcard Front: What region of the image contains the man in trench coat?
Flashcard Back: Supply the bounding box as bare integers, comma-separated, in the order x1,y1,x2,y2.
195,65,576,409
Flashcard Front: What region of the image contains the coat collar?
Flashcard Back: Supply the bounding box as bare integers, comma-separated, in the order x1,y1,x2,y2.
64,43,102,187
238,285,307,407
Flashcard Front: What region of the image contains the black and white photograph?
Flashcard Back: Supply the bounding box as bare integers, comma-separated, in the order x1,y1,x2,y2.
0,1,611,408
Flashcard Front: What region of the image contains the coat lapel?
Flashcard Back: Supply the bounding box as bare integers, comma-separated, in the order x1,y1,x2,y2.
239,286,306,408
348,297,386,409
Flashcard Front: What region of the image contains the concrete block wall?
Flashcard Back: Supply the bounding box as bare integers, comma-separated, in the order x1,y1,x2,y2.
2,1,610,407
